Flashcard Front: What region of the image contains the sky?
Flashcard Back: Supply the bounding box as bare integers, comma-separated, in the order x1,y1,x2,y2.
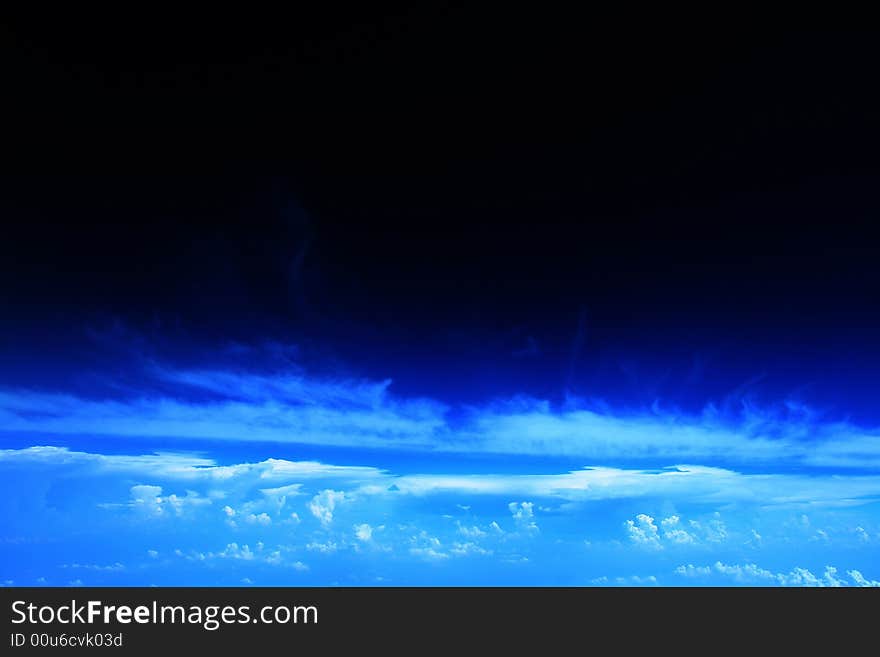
1,14,880,586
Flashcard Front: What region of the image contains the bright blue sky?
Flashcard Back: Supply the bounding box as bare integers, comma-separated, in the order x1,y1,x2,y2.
2,338,879,587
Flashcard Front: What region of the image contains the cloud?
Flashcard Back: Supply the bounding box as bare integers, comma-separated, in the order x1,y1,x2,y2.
308,490,346,526
368,466,880,509
4,361,880,469
123,485,211,517
6,446,880,513
848,570,880,587
62,562,125,572
712,562,777,583
409,531,448,560
626,514,661,549
660,515,695,544
0,366,447,451
508,502,538,533
675,564,711,577
457,523,487,539
306,541,338,553
2,434,880,586
592,574,659,586
676,561,878,587
449,542,492,556
245,512,272,526
354,524,372,542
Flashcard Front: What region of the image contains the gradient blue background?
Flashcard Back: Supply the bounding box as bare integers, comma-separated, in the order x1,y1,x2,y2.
1,14,879,586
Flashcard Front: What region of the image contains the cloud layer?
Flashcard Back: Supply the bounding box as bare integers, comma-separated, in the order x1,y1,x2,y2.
2,355,880,585
2,363,880,469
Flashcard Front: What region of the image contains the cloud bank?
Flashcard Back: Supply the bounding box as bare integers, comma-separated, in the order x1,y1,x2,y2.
2,362,880,469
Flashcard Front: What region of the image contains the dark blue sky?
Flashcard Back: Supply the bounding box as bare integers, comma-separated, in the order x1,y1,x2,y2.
2,16,879,420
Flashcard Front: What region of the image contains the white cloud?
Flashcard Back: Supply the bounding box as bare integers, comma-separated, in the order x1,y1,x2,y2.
354,523,373,542
219,543,255,560
122,484,211,517
449,542,492,556
712,562,777,583
308,490,346,526
409,531,448,560
660,515,695,544
508,502,538,533
4,363,880,469
626,514,661,549
457,523,487,539
7,446,880,512
677,561,880,587
62,562,125,572
369,466,880,509
593,574,658,586
675,564,712,577
130,485,164,516
306,541,338,553
848,570,880,587
245,512,272,526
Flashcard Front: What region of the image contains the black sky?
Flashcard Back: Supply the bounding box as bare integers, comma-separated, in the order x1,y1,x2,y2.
1,11,879,412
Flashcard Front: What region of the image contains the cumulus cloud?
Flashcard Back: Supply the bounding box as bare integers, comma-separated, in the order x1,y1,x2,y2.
2,409,880,587
123,485,211,517
848,570,880,587
449,542,492,556
675,564,712,577
626,514,661,548
712,562,777,583
354,524,372,542
660,515,695,544
457,523,487,539
308,490,346,526
245,512,272,526
592,574,658,586
508,502,538,533
676,561,879,587
306,541,338,553
409,531,448,560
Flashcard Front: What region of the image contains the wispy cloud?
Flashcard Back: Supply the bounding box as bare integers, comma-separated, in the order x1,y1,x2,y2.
2,362,880,469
